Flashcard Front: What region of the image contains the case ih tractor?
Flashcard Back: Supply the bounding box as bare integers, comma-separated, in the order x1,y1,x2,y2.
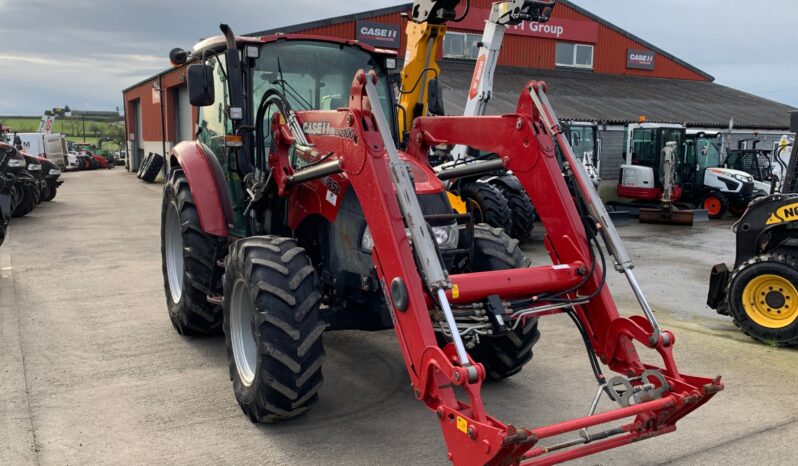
161,21,721,465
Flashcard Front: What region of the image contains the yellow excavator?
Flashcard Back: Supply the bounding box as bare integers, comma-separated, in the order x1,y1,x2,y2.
398,0,555,240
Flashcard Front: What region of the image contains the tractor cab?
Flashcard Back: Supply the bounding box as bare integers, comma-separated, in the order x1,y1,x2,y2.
617,122,685,201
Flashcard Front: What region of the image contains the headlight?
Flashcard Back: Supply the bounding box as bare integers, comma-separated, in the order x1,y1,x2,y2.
361,224,459,252
27,164,42,171
732,173,752,182
49,169,61,176
7,159,24,168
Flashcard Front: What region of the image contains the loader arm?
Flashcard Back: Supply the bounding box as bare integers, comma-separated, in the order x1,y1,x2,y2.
271,71,722,466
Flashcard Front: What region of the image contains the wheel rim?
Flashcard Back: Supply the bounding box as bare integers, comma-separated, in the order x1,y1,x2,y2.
469,199,484,223
703,197,721,216
164,203,184,303
230,279,258,387
742,274,798,328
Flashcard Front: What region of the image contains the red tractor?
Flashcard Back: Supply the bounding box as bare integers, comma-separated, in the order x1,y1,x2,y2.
161,24,721,465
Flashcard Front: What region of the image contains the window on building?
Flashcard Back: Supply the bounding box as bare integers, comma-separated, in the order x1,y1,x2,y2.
555,42,594,69
443,32,482,59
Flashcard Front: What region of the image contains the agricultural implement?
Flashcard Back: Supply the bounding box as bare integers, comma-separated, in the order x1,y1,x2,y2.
161,23,722,465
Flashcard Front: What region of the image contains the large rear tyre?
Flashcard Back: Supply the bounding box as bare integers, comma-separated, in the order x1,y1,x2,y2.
224,236,325,422
467,224,539,380
459,182,512,233
700,192,729,219
727,253,798,346
161,169,223,335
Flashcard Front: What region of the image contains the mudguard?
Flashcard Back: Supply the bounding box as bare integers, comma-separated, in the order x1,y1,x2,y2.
169,141,234,237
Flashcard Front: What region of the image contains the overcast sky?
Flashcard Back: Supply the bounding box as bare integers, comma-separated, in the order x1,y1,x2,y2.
0,0,796,116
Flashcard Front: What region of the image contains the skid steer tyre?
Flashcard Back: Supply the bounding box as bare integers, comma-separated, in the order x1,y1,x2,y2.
700,192,729,219
224,236,325,423
492,181,536,241
161,169,223,335
467,224,539,380
42,181,57,202
141,154,164,183
727,253,798,346
460,183,512,233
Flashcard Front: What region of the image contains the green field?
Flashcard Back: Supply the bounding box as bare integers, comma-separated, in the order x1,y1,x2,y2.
1,117,124,151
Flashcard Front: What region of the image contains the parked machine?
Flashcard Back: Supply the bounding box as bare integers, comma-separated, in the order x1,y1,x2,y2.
1,143,39,218
562,120,601,187
0,147,13,246
399,0,555,240
159,19,720,465
708,113,798,346
617,123,755,220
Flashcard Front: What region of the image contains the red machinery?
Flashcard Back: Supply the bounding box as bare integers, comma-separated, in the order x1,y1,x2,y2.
267,73,722,464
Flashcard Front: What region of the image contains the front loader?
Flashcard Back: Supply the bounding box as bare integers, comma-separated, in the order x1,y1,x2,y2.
161,24,721,465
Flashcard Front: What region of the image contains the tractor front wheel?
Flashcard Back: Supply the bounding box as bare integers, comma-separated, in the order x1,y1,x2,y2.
467,224,540,380
161,169,223,335
700,192,729,219
224,236,325,422
727,253,798,346
492,179,536,241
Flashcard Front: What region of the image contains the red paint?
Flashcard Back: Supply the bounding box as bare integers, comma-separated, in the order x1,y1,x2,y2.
446,262,585,302
266,72,721,465
457,8,598,43
617,184,683,201
170,141,228,236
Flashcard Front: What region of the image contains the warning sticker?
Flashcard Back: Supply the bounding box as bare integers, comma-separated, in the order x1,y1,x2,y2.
456,416,468,434
326,190,338,206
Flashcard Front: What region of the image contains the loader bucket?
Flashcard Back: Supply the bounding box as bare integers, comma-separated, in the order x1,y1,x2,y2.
639,207,703,225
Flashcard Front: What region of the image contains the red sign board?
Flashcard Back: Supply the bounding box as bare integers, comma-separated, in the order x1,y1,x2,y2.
456,8,598,43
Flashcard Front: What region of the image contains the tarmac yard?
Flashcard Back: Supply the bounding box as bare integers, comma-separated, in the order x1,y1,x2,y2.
3,169,798,465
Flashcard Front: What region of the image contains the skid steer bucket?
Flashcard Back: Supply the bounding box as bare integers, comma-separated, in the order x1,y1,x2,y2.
270,72,722,466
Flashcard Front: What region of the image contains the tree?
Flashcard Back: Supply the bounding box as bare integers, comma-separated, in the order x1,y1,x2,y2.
90,124,102,138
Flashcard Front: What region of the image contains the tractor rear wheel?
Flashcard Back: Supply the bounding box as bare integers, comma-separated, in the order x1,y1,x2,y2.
700,192,729,219
727,253,798,346
224,236,325,422
161,169,223,335
459,182,512,233
467,224,539,380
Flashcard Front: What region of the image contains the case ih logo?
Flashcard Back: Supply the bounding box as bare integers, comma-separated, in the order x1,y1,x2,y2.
356,21,400,49
627,49,655,70
302,121,356,141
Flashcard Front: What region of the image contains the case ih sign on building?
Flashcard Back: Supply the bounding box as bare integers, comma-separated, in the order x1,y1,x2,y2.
356,21,400,48
627,49,656,70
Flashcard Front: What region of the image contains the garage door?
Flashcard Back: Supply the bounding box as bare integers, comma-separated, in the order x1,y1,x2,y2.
175,86,193,143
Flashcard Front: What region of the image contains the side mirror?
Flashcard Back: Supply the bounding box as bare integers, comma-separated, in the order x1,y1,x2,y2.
427,78,445,116
187,64,215,107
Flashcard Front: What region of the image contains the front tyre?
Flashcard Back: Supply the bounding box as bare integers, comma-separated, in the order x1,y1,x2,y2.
161,169,222,335
224,236,325,422
727,253,798,346
700,192,729,219
459,182,512,233
466,225,540,380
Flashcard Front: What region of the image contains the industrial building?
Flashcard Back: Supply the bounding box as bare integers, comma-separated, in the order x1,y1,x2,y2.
122,0,796,192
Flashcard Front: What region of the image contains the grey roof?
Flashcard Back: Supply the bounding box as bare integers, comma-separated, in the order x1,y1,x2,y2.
438,60,796,129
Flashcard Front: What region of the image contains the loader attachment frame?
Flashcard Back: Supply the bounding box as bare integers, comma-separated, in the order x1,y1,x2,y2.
270,71,722,465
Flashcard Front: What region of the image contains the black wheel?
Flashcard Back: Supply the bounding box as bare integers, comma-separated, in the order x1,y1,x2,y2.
12,183,36,218
161,169,223,335
465,224,539,380
224,236,325,422
700,192,729,219
727,253,798,346
137,153,152,179
491,179,536,241
42,181,57,202
141,154,164,183
459,182,512,233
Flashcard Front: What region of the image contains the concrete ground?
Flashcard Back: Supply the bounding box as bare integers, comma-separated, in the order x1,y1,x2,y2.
2,169,797,466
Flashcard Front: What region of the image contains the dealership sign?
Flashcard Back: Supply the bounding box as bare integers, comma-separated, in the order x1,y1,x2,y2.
356,21,400,49
627,49,655,70
458,8,598,43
